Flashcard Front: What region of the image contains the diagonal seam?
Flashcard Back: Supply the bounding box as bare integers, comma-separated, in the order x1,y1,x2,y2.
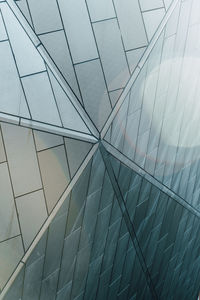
0,142,99,300
5,0,99,139
102,140,200,219
100,0,180,140
99,142,159,300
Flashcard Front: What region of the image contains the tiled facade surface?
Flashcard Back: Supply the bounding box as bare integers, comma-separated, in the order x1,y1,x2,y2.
1,0,200,299
15,0,168,131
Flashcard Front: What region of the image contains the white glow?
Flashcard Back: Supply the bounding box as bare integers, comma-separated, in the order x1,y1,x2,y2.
145,56,200,148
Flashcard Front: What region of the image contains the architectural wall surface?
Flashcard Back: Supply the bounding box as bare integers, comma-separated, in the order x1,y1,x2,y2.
0,0,200,299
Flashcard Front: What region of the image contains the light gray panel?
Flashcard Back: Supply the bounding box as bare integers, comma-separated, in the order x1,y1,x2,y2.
48,69,90,134
65,137,92,178
0,12,7,41
0,162,20,242
93,19,130,91
34,130,63,152
86,0,115,22
135,130,150,168
27,0,62,34
0,236,24,290
38,145,70,213
109,89,123,107
22,72,62,126
1,2,45,76
0,129,6,163
0,42,30,118
16,0,33,26
110,95,129,152
164,0,173,10
114,0,148,50
165,2,180,38
139,0,164,11
1,123,42,197
40,31,81,100
190,0,200,26
58,0,98,63
16,190,47,250
126,47,146,73
75,59,111,130
143,8,165,41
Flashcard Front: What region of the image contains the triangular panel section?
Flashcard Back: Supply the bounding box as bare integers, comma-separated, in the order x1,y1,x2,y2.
143,8,165,41
0,237,24,292
1,149,155,300
102,1,200,208
64,137,94,178
0,2,95,139
126,47,146,73
13,0,171,132
106,149,200,299
0,122,96,292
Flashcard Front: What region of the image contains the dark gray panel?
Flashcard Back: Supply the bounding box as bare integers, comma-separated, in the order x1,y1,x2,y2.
108,151,200,299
